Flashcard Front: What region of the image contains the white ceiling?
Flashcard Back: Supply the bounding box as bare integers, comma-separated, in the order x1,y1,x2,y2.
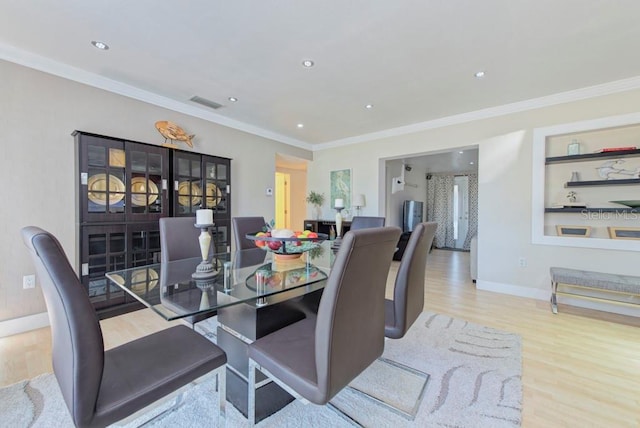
2,1,640,149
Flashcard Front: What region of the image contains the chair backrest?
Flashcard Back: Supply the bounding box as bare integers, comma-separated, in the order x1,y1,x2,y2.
21,227,104,427
349,216,385,230
386,222,437,339
315,226,401,402
159,216,202,262
232,216,266,250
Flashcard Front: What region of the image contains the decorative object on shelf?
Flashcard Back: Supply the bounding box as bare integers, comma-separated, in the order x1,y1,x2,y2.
556,225,592,237
155,120,195,148
597,146,637,153
178,181,202,206
609,200,640,208
130,177,159,206
608,226,640,240
192,209,218,279
567,191,577,203
596,159,640,180
330,169,352,209
569,171,580,182
305,190,325,219
567,139,581,155
205,182,222,207
352,193,366,216
87,173,126,205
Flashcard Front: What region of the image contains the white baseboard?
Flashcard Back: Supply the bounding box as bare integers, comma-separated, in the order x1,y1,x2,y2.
476,280,549,300
476,279,640,317
0,312,50,338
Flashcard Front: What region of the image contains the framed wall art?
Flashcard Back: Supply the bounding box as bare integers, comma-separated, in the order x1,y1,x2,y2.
330,169,351,209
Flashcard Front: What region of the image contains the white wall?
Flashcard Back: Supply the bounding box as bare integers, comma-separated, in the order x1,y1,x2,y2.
385,160,427,230
0,60,312,322
309,88,640,313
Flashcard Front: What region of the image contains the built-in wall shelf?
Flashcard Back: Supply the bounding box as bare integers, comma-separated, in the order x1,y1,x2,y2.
565,178,640,187
545,207,639,213
532,111,640,251
546,149,640,164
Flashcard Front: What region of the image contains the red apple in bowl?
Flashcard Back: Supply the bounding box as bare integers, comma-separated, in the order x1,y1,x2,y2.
268,240,282,251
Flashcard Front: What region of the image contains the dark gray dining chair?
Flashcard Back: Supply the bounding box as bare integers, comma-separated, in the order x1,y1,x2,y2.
385,222,437,339
349,216,385,230
247,226,402,425
22,226,227,428
159,216,218,328
232,216,267,250
345,222,437,419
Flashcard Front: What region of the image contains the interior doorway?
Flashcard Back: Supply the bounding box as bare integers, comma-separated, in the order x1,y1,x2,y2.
274,172,291,229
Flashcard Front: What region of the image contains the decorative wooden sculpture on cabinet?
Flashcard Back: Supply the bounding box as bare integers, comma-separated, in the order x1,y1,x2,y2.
155,120,195,148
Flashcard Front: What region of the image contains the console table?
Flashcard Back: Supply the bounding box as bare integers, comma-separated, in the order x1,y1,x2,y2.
303,219,351,236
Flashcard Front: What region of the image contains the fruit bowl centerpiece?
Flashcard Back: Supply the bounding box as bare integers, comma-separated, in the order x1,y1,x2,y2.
246,228,328,259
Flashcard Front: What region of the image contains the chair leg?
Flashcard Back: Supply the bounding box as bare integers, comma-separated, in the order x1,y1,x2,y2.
218,367,226,427
248,359,257,426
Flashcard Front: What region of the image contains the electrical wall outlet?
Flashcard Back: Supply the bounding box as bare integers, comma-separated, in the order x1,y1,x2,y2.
265,187,273,196
518,257,527,268
23,274,36,289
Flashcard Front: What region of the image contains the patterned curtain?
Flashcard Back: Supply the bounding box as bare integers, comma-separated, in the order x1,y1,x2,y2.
462,173,478,250
426,175,455,248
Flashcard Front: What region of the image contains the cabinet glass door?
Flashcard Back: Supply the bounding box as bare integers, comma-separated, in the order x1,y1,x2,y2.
126,142,168,221
203,156,230,219
173,151,203,216
81,225,127,310
78,134,127,223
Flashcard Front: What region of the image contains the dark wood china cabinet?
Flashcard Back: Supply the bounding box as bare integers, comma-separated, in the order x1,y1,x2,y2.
74,131,231,318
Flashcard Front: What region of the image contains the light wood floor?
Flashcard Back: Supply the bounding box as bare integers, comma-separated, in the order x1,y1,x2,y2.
1,249,639,427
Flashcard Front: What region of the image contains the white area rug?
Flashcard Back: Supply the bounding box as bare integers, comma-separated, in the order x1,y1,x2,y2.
0,312,521,427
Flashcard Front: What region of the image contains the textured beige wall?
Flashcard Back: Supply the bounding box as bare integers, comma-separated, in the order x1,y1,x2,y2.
309,88,640,298
0,60,312,322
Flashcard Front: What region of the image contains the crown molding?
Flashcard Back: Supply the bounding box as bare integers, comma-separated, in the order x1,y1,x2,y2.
0,42,313,151
3,41,640,154
313,75,640,151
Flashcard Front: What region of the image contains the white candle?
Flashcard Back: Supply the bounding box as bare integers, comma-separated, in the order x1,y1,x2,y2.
196,209,213,225
335,198,344,208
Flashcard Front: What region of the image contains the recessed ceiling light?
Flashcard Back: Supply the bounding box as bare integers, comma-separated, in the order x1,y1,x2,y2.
297,123,304,128
459,151,464,154
470,161,475,165
91,40,109,50
302,60,314,68
228,97,238,102
474,70,485,78
365,104,374,109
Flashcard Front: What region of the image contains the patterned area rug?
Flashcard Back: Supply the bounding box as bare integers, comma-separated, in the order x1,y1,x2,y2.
0,312,521,427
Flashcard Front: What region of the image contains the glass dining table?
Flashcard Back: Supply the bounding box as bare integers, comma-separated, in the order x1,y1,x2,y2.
105,241,336,422
105,242,334,321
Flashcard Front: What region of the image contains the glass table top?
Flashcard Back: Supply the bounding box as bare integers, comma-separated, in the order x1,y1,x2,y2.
105,242,335,321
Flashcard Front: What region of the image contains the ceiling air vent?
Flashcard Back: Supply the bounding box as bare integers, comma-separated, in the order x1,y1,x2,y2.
189,96,223,110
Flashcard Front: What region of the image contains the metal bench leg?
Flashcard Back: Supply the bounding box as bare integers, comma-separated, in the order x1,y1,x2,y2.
551,280,558,314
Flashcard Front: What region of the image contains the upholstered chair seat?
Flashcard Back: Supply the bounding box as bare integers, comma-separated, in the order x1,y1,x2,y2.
247,226,402,424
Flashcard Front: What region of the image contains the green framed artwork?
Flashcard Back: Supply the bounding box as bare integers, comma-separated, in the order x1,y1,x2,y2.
330,169,351,208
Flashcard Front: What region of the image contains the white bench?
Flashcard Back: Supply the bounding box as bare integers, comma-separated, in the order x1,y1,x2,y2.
550,267,640,314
